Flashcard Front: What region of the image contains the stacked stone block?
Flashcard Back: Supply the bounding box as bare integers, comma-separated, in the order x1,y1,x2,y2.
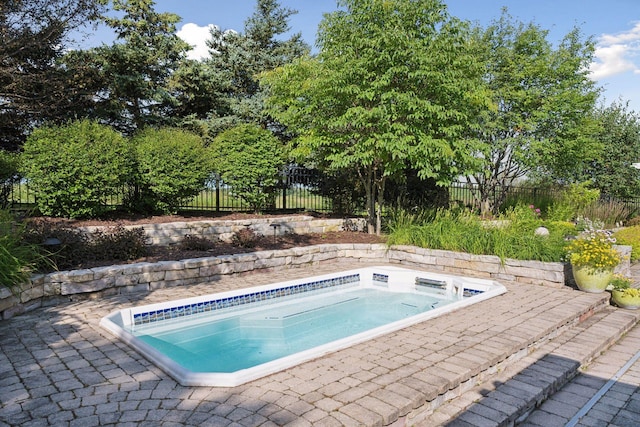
1,242,609,320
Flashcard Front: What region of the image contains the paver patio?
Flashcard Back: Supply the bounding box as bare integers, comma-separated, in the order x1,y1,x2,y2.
1,259,639,426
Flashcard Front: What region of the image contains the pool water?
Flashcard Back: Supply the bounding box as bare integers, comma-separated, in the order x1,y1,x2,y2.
133,287,445,373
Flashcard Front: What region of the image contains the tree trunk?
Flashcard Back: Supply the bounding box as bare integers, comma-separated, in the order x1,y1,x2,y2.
363,174,376,234
375,177,386,236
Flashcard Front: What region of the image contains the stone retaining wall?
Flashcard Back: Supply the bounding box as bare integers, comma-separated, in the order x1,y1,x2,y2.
79,215,366,245
4,243,621,320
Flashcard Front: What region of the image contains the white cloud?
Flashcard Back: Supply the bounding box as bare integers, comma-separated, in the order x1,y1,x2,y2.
177,23,218,60
590,22,640,80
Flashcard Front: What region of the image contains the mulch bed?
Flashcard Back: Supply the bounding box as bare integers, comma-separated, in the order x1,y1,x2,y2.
29,212,386,270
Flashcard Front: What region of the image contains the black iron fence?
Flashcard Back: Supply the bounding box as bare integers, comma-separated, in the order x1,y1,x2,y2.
449,182,640,216
3,167,334,213
4,171,640,217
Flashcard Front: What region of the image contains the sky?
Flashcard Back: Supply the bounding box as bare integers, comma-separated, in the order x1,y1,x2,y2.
84,0,640,111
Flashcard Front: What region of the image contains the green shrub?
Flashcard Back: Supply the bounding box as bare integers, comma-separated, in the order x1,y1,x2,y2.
546,201,575,222
545,220,577,238
212,124,287,213
500,189,559,218
613,226,640,262
563,182,600,211
20,120,135,218
130,128,212,214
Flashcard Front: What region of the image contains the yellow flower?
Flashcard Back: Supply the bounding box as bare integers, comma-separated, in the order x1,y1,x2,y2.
565,230,621,272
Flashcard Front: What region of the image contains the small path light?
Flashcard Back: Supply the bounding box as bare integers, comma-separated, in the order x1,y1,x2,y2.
42,237,62,251
270,223,282,244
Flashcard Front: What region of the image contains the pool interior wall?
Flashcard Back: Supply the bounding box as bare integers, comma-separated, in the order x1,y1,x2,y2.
100,266,507,387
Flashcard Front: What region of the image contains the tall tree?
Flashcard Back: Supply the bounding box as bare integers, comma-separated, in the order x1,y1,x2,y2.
0,0,105,150
586,102,640,199
87,0,190,133
465,11,601,215
201,0,309,135
262,0,487,234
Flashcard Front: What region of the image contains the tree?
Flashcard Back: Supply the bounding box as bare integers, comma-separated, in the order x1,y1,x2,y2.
87,0,190,133
212,124,287,213
586,102,640,199
201,0,309,134
0,0,105,150
465,12,601,215
262,0,487,234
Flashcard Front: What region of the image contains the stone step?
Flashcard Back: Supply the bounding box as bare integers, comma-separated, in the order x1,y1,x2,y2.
417,305,640,426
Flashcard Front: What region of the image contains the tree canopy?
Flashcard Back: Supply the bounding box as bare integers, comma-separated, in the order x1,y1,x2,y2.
262,0,488,233
584,102,640,199
466,12,601,215
0,0,106,150
85,0,191,134
198,0,309,136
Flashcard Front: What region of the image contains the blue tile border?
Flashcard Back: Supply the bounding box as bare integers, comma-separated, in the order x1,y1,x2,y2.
372,273,389,283
462,288,484,297
132,274,360,326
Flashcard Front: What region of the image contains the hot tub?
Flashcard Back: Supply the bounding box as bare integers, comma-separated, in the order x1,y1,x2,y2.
100,266,506,386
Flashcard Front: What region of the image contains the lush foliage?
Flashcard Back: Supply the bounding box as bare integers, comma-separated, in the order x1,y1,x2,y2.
194,0,309,135
0,150,20,182
212,124,286,212
386,205,571,262
578,102,640,199
0,0,106,150
20,120,135,218
468,12,600,215
131,128,211,214
263,0,488,233
613,226,640,262
542,182,601,222
82,0,190,133
565,230,621,272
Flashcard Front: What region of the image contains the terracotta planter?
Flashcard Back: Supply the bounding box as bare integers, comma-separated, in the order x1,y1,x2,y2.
611,289,640,310
572,265,613,293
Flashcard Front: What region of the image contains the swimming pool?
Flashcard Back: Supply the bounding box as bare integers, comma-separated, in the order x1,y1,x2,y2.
100,266,507,386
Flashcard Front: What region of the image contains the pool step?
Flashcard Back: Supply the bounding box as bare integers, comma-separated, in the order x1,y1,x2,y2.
413,304,640,426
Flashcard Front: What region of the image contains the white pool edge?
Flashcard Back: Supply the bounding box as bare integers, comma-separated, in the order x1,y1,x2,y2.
100,266,507,387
